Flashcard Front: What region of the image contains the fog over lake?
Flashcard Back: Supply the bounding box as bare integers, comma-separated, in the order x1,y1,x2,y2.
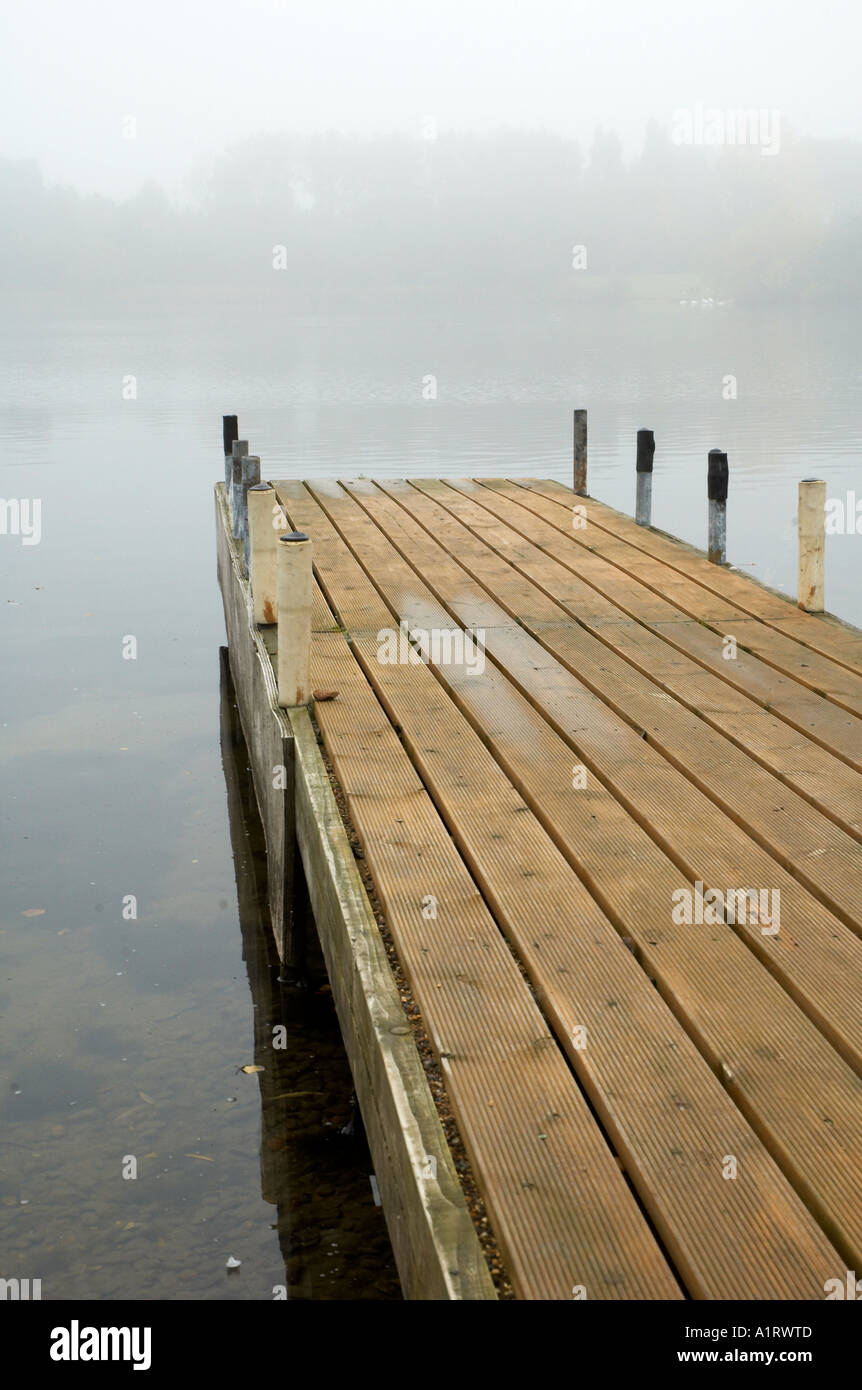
1,0,860,1310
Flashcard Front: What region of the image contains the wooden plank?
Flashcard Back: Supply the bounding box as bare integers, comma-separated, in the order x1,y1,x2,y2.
275,478,858,1292
358,478,862,1072
288,704,496,1300
472,479,862,773
471,481,862,841
301,477,862,1264
512,479,862,717
217,482,494,1301
404,477,862,927
303,585,681,1301
532,479,862,677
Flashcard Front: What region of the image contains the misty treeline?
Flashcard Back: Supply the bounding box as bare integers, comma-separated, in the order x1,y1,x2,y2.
3,123,861,304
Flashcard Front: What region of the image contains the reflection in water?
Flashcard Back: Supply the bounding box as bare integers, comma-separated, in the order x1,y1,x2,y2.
218,649,401,1300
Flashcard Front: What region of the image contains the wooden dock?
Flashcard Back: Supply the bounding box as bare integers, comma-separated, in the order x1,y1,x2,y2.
216,429,862,1301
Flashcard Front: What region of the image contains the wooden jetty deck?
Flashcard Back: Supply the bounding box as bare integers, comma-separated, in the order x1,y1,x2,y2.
216,424,862,1301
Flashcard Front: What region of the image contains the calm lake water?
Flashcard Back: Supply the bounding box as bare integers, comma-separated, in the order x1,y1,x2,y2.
1,293,860,1300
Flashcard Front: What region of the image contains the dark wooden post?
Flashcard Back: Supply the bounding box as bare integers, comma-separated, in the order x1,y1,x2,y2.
635,429,655,527
708,449,729,565
223,415,238,489
573,409,587,496
241,455,261,573
231,440,249,538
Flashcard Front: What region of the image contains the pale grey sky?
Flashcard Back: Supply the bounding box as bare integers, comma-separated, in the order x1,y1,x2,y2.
1,0,859,196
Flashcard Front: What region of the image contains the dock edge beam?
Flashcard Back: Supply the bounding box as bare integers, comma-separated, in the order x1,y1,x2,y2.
214,482,496,1301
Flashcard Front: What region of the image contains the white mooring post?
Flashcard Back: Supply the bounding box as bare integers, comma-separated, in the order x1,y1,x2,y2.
573,409,587,496
798,478,826,612
707,449,728,565
635,429,655,527
248,482,278,625
277,531,312,707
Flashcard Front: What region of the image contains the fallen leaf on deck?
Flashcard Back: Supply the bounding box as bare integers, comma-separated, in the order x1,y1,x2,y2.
139,1092,155,1104
184,1153,214,1162
313,689,339,701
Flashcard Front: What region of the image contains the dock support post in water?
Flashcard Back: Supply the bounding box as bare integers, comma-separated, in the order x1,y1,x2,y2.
222,415,238,490
240,454,261,572
707,448,728,564
635,428,655,526
248,482,278,624
798,478,827,612
573,408,587,495
277,532,313,708
231,439,249,538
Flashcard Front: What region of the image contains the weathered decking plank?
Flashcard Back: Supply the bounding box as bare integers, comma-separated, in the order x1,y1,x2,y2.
338,478,862,1078
292,476,862,1269
304,586,681,1301
287,702,496,1300
273,478,856,1294
520,479,862,678
495,480,862,767
450,478,862,839
509,480,862,713
399,477,862,922
222,464,862,1299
